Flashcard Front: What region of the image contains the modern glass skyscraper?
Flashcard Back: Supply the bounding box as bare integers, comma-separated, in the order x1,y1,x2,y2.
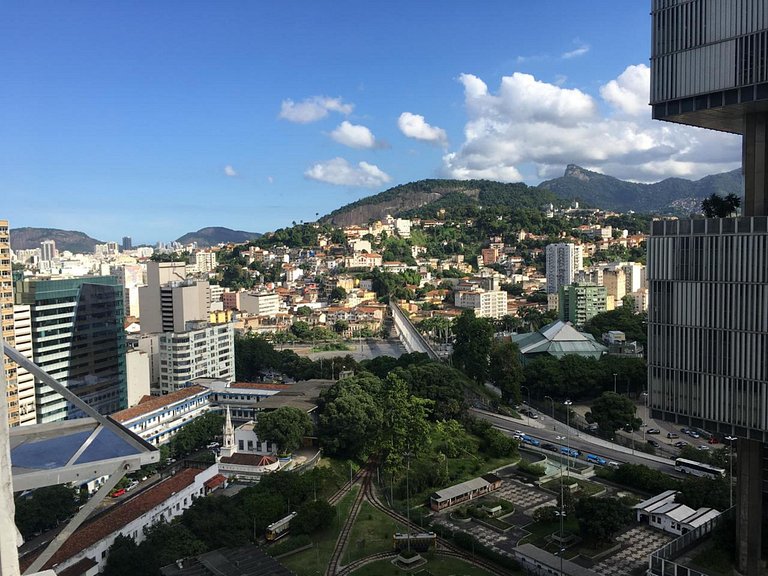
650,1,768,573
15,276,127,423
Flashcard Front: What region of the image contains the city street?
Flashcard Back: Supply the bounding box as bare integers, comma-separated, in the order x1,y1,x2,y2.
471,408,681,476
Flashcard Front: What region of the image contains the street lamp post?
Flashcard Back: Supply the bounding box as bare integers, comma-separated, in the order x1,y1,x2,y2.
613,373,617,394
544,395,556,430
725,435,737,508
520,385,531,425
564,399,573,477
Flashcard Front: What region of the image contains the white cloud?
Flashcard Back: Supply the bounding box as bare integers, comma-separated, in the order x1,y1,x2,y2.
562,43,590,59
443,64,741,184
330,121,377,149
304,157,391,188
599,64,652,116
279,96,353,124
224,165,237,177
397,112,448,146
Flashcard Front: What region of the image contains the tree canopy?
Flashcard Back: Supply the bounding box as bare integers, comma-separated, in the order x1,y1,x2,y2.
588,392,641,434
701,193,741,218
575,497,633,543
452,310,494,384
256,406,313,454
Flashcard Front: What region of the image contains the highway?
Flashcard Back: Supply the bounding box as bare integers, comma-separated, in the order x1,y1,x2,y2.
471,408,681,477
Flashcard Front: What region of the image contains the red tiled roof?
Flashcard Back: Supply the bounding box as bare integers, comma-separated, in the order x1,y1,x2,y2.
204,474,227,489
229,383,291,391
111,386,208,423
56,556,98,576
31,468,203,571
220,453,277,466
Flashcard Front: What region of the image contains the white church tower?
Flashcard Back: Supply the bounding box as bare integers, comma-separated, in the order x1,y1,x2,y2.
220,406,235,458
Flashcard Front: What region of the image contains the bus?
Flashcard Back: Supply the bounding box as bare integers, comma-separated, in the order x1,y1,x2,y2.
266,512,297,541
674,458,726,479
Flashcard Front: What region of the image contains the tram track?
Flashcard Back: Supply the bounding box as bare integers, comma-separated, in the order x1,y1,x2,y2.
325,467,370,576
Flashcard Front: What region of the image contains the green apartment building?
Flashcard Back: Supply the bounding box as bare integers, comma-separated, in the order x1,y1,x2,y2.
557,283,607,327
15,276,127,423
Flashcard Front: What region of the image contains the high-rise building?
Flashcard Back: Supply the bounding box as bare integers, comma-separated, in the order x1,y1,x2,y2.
15,276,127,423
557,283,607,327
157,321,234,394
650,1,768,573
545,243,583,294
0,220,19,426
139,261,209,333
40,239,57,262
195,251,217,274
122,236,132,251
12,304,35,426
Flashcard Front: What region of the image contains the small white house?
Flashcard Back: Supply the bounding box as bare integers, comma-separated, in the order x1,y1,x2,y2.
634,490,720,536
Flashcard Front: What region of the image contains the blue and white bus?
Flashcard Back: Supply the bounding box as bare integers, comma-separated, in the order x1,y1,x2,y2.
674,458,725,479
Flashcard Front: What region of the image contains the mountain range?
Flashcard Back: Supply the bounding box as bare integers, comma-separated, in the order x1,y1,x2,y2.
539,164,742,214
11,166,742,251
10,227,262,253
320,165,742,226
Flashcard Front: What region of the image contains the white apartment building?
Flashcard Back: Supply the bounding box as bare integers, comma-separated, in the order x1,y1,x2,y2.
545,242,583,294
112,384,212,445
454,289,508,319
13,304,35,426
395,218,412,238
40,239,57,262
239,291,280,316
158,321,235,394
41,465,222,574
125,348,151,407
195,251,217,274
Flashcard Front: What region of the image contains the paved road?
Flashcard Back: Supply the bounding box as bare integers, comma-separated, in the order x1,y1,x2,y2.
471,408,681,476
303,338,406,361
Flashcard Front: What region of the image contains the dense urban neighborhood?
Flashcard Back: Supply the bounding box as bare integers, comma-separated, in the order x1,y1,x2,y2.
1,185,739,576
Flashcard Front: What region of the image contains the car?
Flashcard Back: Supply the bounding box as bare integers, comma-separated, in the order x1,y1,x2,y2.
687,430,700,438
541,443,558,452
606,461,621,469
680,427,690,434
126,480,139,492
110,488,126,498
521,436,540,447
560,446,580,457
674,441,689,448
707,436,720,444
647,439,661,448
647,428,661,434
586,454,607,466
667,432,679,439
697,444,711,451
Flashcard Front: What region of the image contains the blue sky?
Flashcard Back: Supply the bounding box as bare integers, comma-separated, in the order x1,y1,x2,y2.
1,1,741,244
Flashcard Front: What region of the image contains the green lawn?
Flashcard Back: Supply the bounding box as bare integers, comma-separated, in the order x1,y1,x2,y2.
540,477,604,497
517,518,580,559
280,487,358,575
349,554,508,576
346,501,404,563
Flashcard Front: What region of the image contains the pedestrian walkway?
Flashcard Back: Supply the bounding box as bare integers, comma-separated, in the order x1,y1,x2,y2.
591,525,672,576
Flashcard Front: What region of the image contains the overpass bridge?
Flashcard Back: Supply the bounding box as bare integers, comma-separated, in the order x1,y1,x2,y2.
388,300,442,361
